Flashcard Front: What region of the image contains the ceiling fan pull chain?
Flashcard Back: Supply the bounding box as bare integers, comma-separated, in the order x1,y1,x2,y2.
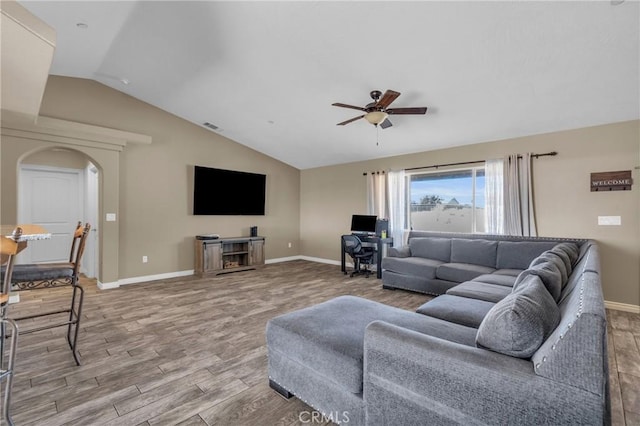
376,125,380,146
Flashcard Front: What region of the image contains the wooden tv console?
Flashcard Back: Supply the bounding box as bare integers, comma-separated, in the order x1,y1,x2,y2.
195,236,265,276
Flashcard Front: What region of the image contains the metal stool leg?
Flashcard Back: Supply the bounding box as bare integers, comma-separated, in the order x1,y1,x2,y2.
68,284,84,366
1,318,18,426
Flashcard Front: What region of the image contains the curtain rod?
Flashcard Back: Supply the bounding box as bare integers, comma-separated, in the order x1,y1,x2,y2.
362,170,386,176
403,151,557,172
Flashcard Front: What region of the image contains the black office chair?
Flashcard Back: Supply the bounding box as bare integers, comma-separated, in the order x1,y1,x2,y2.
342,235,375,278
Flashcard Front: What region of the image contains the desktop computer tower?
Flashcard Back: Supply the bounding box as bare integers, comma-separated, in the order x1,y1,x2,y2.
375,219,389,237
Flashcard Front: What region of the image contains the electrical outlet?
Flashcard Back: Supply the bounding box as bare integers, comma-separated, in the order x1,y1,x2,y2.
598,216,621,226
288,242,292,248
142,256,148,263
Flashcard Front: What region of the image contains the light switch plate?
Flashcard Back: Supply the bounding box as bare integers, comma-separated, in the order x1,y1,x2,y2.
106,213,117,222
598,216,621,226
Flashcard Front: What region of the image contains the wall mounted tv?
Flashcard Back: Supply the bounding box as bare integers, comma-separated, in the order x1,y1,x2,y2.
193,165,266,215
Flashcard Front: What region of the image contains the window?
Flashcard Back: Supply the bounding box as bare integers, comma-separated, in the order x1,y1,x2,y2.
408,167,485,233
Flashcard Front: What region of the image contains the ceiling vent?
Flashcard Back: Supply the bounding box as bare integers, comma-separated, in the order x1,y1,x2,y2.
203,122,219,131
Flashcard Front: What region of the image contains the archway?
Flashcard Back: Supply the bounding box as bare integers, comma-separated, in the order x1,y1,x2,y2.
18,147,101,279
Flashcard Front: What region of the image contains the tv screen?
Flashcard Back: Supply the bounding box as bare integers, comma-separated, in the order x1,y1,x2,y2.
193,166,266,215
350,214,377,234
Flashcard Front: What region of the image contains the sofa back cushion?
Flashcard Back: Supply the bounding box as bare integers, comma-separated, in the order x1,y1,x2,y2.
409,237,451,262
476,274,560,358
496,241,558,270
450,238,498,268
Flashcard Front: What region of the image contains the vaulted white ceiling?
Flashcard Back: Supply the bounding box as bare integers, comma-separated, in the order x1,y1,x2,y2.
19,1,640,169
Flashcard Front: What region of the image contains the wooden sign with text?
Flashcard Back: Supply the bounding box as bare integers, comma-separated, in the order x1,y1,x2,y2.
590,170,632,192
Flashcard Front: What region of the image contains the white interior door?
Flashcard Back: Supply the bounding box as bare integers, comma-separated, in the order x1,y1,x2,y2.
18,165,84,265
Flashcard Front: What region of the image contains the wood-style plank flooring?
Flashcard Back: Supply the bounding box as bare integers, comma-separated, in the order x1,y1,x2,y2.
4,260,639,425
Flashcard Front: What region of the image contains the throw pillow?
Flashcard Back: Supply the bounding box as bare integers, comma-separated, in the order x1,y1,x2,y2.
553,242,579,266
515,260,563,302
476,275,560,358
549,247,572,274
530,252,568,285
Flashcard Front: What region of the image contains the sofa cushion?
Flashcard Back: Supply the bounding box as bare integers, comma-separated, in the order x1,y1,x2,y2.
381,257,444,279
476,275,561,358
446,281,512,303
492,268,523,277
472,273,518,287
409,237,451,262
531,252,568,284
266,295,478,394
496,241,558,270
436,263,496,283
416,294,495,328
514,260,563,302
450,238,498,268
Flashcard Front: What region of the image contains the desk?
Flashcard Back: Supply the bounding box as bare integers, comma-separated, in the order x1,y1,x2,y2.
341,234,393,279
1,225,51,295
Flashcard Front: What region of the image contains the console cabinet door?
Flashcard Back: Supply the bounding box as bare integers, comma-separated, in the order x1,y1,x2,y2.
249,239,265,266
204,242,223,271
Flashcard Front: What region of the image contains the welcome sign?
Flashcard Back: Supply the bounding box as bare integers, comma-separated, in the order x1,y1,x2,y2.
590,170,632,192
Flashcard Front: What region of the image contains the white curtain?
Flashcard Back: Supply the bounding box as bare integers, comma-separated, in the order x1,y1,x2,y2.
366,172,387,218
387,170,406,245
485,153,537,236
504,153,537,236
484,158,504,234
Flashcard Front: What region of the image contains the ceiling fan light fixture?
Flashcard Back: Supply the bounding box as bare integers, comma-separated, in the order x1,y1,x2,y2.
364,111,388,125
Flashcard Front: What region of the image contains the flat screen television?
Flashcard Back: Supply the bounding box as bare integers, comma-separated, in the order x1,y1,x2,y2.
193,165,266,215
350,214,377,234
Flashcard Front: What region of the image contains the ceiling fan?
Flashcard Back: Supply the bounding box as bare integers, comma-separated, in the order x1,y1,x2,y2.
332,89,428,129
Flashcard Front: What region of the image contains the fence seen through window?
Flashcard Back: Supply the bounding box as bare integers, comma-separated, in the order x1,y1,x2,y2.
409,167,485,233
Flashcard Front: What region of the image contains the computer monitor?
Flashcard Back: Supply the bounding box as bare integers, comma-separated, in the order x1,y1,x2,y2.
350,214,377,234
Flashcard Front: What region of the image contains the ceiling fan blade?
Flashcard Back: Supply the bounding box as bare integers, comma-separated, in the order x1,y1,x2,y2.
376,90,401,109
337,115,365,126
387,107,428,115
380,118,393,129
332,102,367,111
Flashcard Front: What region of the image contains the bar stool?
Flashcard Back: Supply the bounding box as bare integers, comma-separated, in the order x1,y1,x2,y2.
0,293,18,426
1,222,91,366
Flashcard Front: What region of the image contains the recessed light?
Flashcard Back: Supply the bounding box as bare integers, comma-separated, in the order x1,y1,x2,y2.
120,78,130,85
76,22,88,29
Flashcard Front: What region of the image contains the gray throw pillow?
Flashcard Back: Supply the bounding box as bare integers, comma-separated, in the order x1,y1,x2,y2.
515,260,563,302
476,275,560,358
530,252,568,284
549,247,572,275
553,242,579,266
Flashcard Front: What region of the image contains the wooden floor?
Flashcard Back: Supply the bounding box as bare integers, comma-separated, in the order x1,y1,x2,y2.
3,260,639,425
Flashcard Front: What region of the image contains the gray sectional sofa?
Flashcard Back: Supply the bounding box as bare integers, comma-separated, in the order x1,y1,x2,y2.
382,230,573,295
266,232,609,425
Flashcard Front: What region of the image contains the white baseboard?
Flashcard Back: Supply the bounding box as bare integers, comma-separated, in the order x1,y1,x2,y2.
98,269,195,290
605,301,640,314
266,256,304,264
97,281,119,290
298,256,341,266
